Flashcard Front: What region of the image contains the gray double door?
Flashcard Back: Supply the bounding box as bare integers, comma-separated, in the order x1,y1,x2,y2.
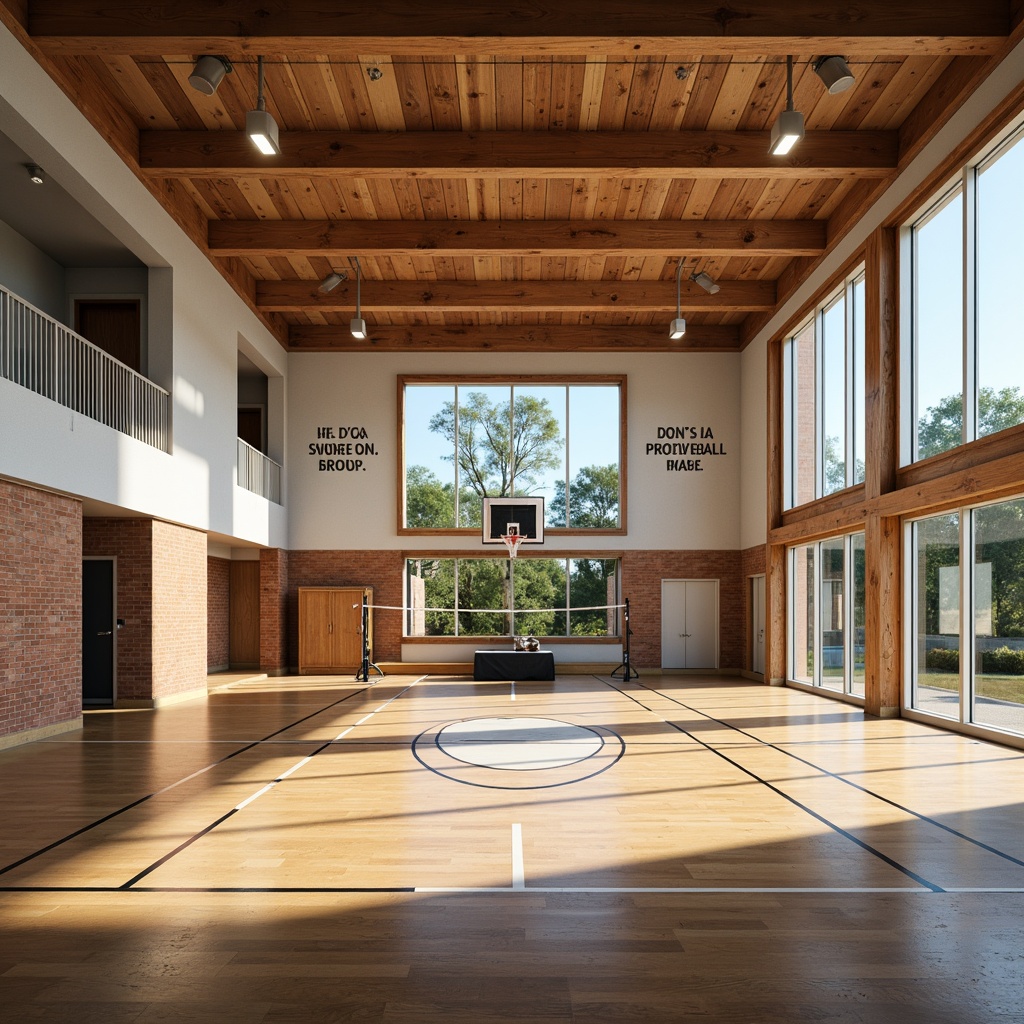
661,579,718,669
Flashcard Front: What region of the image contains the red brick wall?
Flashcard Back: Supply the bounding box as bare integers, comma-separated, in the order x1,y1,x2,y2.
620,550,744,669
286,550,405,667
151,521,207,698
83,518,153,700
0,480,82,741
260,548,289,672
207,556,230,670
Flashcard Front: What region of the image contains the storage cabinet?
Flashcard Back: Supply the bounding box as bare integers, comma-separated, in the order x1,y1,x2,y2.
298,587,372,674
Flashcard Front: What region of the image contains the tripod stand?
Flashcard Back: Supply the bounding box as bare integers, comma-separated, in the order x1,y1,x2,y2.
610,596,638,680
357,595,384,682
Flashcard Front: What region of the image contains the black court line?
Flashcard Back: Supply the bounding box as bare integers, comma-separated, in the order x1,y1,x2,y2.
623,677,1024,872
601,677,944,892
0,683,379,878
119,678,422,888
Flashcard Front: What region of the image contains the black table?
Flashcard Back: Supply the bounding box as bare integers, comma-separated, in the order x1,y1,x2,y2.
473,649,556,681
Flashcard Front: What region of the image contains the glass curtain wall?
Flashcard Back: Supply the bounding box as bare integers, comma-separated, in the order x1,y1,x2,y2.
909,125,1024,463
789,533,865,696
909,497,1024,739
783,271,866,509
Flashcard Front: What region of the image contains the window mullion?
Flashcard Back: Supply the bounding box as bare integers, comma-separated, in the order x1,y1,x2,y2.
963,166,978,445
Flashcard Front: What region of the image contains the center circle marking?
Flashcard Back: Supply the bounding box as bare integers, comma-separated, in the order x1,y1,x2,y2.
438,716,604,771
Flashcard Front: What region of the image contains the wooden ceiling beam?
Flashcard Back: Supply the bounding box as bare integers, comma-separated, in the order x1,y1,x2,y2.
210,219,827,258
289,324,741,353
256,278,775,313
140,130,897,180
27,1,1011,56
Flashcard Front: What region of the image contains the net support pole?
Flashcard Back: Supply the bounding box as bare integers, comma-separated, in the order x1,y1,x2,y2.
610,596,638,680
357,594,384,682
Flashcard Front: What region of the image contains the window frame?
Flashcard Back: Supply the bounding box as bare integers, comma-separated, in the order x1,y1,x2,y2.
782,268,866,510
398,374,627,536
903,119,1024,466
403,552,622,639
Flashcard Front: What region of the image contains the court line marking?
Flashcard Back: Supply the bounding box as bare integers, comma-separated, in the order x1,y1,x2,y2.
5,884,999,894
602,677,945,893
0,683,386,879
614,676,1024,872
119,679,423,889
511,823,525,889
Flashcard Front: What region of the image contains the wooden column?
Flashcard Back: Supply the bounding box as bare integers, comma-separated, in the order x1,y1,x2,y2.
863,226,901,716
765,336,788,685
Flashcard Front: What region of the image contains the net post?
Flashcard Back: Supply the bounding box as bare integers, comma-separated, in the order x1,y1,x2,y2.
357,593,384,682
610,596,638,680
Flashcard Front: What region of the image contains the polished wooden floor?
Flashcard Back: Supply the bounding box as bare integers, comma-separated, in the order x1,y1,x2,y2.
2,673,1024,1022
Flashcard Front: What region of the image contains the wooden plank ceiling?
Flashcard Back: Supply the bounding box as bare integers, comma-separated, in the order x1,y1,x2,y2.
3,1,1022,352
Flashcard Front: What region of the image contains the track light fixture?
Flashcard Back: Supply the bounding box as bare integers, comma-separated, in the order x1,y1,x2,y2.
247,56,281,156
350,258,368,339
669,259,686,340
319,270,348,294
769,56,804,156
25,164,45,184
813,55,855,95
188,55,232,95
690,270,720,295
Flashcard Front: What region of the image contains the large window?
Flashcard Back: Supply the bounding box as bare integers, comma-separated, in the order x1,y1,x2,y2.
782,270,866,508
401,377,623,532
909,498,1024,737
406,556,619,638
907,123,1024,463
788,532,865,697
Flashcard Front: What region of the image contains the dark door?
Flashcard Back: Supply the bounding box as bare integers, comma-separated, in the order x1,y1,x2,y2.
229,561,260,668
83,559,115,704
75,300,142,372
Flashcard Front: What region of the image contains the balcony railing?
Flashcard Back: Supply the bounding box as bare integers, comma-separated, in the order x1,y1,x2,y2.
237,437,282,504
0,284,169,451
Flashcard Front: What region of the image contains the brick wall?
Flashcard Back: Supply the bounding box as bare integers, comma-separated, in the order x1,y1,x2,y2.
286,550,405,668
151,521,207,699
620,549,745,669
0,480,82,741
260,548,289,672
82,518,153,700
83,518,206,700
207,556,230,670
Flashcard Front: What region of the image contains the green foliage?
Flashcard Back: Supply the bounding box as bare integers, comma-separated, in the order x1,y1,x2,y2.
429,391,562,498
925,645,1024,675
549,464,619,528
917,386,1024,460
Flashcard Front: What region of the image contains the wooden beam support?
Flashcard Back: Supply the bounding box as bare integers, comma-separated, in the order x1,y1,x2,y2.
256,278,775,313
288,323,741,352
864,513,902,717
27,1,1011,56
140,130,898,181
210,219,828,259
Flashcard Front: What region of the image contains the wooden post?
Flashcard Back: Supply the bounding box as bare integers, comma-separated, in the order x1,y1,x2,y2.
863,227,901,716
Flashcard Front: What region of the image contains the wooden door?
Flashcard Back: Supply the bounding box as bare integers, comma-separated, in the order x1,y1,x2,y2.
752,574,766,675
332,589,367,671
299,589,336,672
75,300,141,372
229,561,260,668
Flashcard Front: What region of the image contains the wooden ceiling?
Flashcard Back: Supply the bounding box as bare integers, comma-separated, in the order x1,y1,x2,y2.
3,2,1023,353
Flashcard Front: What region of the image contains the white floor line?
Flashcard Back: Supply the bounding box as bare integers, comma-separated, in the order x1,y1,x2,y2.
511,823,525,889
413,885,940,894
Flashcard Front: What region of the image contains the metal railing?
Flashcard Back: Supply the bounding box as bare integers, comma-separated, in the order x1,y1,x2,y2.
0,284,169,450
237,437,282,504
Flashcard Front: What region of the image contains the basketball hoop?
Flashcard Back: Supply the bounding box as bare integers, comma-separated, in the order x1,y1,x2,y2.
501,524,525,559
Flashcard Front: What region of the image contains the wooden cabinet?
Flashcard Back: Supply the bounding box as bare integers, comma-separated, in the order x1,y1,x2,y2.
298,587,372,674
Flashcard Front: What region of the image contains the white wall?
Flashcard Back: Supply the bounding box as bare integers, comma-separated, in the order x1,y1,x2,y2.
287,350,741,551
0,21,288,549
0,218,65,318
739,335,768,549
